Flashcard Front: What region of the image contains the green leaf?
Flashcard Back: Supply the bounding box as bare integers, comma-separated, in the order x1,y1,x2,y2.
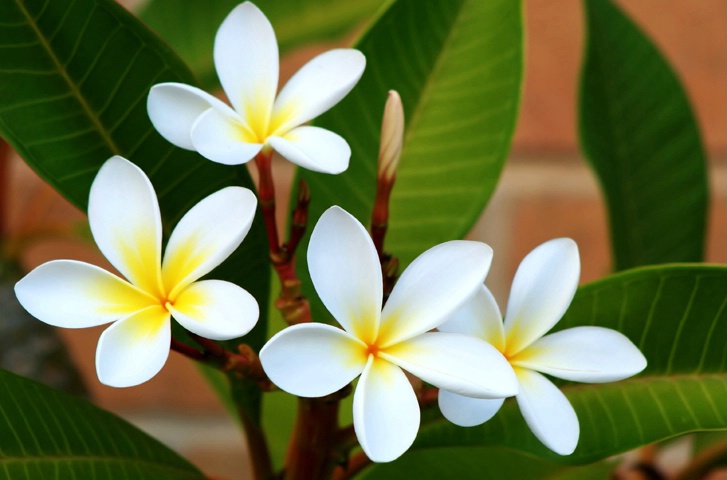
296,0,523,322
138,0,388,88
0,369,204,479
579,0,708,270
0,0,269,420
414,265,726,464
361,446,616,480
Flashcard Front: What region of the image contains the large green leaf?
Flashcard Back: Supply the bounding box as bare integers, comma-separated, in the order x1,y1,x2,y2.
138,0,387,88
0,0,269,419
296,0,523,322
362,446,615,480
0,369,204,479
412,265,726,464
579,0,708,270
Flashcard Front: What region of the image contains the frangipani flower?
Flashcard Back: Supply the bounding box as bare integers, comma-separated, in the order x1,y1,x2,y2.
260,207,517,462
147,1,365,174
438,238,647,455
15,156,259,388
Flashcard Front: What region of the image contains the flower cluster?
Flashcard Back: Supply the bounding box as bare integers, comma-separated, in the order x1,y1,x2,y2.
13,0,647,467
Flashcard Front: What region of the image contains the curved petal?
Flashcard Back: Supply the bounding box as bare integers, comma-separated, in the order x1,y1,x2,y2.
516,368,579,455
190,108,264,165
260,323,367,397
438,390,504,427
96,306,171,388
214,1,277,130
268,126,350,174
512,326,647,383
307,206,382,344
272,49,366,132
504,238,580,356
378,241,493,347
88,156,163,297
353,356,419,463
438,285,506,351
147,83,235,150
162,186,257,295
15,260,154,328
169,280,259,340
382,332,517,399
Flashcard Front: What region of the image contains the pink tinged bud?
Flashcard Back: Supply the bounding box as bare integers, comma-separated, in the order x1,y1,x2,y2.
378,90,405,182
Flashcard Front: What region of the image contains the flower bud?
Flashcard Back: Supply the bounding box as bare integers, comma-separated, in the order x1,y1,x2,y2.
377,90,404,182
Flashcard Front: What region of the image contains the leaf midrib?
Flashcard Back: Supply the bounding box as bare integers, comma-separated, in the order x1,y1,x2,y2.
13,0,121,155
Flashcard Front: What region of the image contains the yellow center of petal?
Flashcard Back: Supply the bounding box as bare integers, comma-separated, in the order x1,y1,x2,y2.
240,94,300,144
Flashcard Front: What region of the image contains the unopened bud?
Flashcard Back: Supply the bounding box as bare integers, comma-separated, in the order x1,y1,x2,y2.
378,90,404,182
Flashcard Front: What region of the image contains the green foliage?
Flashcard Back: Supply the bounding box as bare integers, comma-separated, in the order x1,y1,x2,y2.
579,0,708,270
362,447,615,480
0,369,204,479
411,266,725,463
296,0,523,322
0,0,269,420
138,0,387,88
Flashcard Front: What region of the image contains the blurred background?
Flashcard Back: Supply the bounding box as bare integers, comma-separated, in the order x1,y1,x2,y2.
2,0,724,478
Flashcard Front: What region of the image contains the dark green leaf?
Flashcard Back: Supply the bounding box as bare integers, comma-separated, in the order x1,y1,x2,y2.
361,446,615,480
0,369,204,479
0,0,269,420
138,0,387,88
414,265,726,464
579,0,708,270
296,0,523,322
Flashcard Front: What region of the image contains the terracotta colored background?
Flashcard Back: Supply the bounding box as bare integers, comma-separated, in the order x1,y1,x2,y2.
3,1,724,478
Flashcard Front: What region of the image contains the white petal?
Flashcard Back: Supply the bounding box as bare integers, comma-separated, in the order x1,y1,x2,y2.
168,280,258,340
513,326,647,383
88,156,163,297
353,357,419,463
147,83,235,150
504,238,580,356
190,108,263,165
96,306,171,388
382,332,517,399
438,285,506,352
307,206,381,344
268,127,350,174
162,186,256,295
214,2,277,128
516,368,579,455
15,260,154,328
378,241,493,347
438,390,504,427
260,323,367,398
272,49,366,132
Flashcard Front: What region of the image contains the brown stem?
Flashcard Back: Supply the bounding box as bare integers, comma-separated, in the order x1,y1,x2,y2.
332,452,372,480
254,149,282,257
170,338,207,362
240,409,274,480
370,180,393,261
417,387,439,408
284,396,345,480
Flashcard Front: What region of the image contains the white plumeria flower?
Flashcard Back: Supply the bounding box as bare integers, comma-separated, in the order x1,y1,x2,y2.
437,238,647,455
15,156,260,388
147,1,365,174
260,207,517,463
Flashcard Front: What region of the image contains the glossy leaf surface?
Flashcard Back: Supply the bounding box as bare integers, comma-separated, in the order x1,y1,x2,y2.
0,369,204,479
0,0,269,419
296,0,523,322
579,0,708,270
